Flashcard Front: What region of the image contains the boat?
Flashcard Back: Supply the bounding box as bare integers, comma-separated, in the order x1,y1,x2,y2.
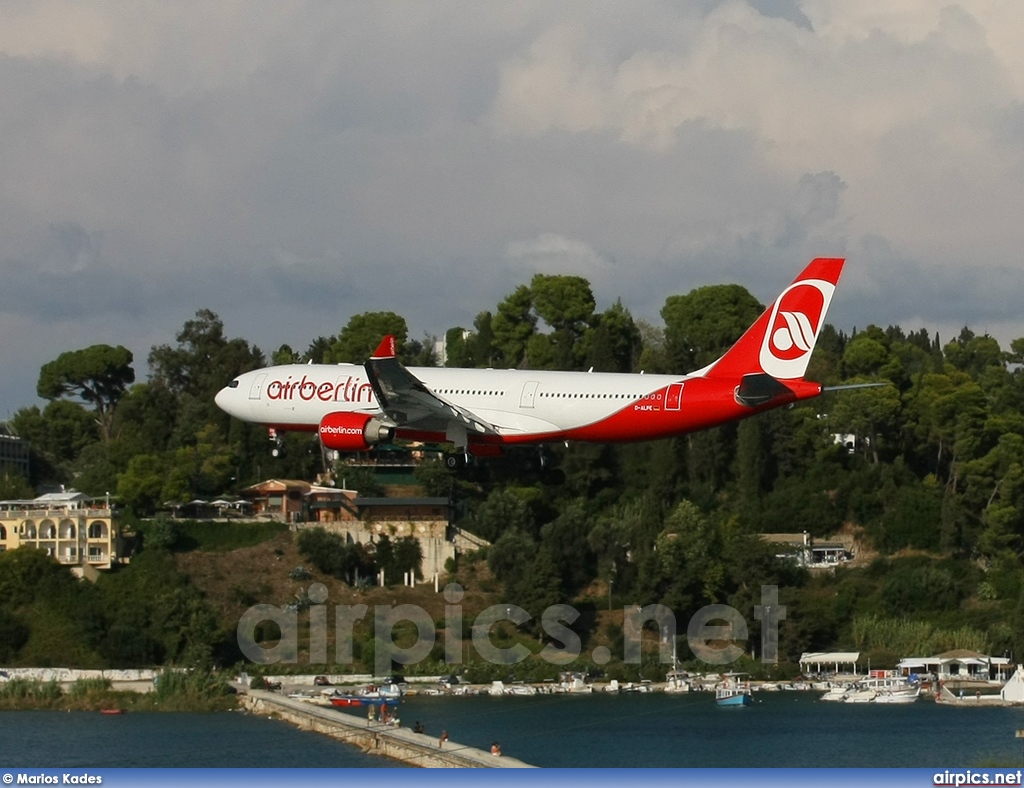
99,709,125,715
329,695,398,708
843,672,920,704
715,685,753,706
506,684,538,696
664,671,692,694
715,675,753,706
841,687,877,703
819,685,850,702
331,683,403,708
560,674,594,694
873,686,921,704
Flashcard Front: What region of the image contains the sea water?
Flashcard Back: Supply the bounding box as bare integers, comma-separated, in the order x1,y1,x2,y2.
397,692,1024,767
0,709,391,768
3,693,1023,768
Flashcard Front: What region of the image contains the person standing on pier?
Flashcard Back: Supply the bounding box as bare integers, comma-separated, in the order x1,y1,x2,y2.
439,730,449,748
491,742,502,756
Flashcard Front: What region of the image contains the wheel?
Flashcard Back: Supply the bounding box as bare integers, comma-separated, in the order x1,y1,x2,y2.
444,454,461,470
271,445,285,459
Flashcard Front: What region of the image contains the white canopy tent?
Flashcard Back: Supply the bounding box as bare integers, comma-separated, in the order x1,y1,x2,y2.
799,652,861,675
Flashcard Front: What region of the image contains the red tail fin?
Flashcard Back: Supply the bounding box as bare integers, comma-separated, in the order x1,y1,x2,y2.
705,258,844,381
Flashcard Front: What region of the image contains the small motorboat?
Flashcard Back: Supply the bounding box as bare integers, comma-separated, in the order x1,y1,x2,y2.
329,695,397,708
715,675,753,707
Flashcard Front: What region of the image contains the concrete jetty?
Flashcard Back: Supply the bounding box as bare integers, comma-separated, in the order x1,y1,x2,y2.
243,689,536,768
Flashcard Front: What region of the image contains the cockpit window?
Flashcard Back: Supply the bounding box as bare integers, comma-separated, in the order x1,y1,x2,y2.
228,380,239,388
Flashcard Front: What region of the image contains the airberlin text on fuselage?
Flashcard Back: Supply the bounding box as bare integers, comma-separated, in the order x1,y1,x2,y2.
266,375,374,404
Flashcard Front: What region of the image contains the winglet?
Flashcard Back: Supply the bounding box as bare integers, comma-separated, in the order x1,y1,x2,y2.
371,335,398,359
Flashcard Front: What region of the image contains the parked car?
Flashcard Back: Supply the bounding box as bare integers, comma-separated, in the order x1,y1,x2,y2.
313,675,332,686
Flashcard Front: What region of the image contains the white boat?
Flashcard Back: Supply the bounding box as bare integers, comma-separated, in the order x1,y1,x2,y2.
838,672,920,704
664,672,692,694
872,686,920,704
842,688,878,703
820,685,851,702
506,684,538,696
565,678,593,694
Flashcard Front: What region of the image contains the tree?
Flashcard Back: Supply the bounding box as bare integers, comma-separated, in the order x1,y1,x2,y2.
161,425,237,503
304,336,337,363
11,401,99,486
271,344,300,365
661,284,762,372
444,327,474,368
0,471,33,499
488,527,537,586
945,329,1004,378
148,309,264,446
327,312,409,363
491,286,536,368
144,514,185,551
826,380,902,463
540,500,596,593
583,301,642,373
470,488,536,542
37,345,135,444
530,274,596,370
843,334,889,378
117,453,167,515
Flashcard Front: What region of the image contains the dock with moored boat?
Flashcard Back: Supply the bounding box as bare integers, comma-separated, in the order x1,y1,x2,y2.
242,689,536,768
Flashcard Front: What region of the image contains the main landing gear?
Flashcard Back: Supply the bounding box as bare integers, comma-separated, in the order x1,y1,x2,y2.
442,447,565,485
269,429,286,459
444,452,474,470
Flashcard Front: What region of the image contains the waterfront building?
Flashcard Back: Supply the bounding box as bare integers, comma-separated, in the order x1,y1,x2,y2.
0,491,123,572
897,650,1013,683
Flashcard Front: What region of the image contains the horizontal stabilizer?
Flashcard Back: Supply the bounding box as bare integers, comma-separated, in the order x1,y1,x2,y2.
821,382,892,393
734,373,794,408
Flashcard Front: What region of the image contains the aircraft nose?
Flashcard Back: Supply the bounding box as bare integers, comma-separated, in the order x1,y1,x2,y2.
214,383,236,415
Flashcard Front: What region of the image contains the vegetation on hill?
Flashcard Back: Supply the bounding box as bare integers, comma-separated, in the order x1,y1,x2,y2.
4,273,1024,674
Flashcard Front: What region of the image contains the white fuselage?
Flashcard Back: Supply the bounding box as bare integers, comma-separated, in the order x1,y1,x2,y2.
216,363,692,443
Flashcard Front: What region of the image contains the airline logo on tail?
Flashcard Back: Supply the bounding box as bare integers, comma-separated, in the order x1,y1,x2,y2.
759,278,835,379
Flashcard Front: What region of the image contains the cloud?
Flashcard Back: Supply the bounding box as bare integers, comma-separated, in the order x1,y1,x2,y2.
1,2,1024,415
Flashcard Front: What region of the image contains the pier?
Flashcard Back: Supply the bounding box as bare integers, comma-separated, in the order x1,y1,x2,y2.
242,689,536,768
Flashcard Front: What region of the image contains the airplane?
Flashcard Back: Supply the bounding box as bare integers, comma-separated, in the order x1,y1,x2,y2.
215,257,857,471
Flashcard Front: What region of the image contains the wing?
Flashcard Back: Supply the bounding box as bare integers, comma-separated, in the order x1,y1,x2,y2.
363,335,498,446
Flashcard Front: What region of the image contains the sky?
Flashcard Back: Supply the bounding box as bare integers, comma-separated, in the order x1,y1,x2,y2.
2,0,1024,417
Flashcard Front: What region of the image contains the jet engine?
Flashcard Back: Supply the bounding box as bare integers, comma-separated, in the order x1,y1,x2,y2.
318,412,394,452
